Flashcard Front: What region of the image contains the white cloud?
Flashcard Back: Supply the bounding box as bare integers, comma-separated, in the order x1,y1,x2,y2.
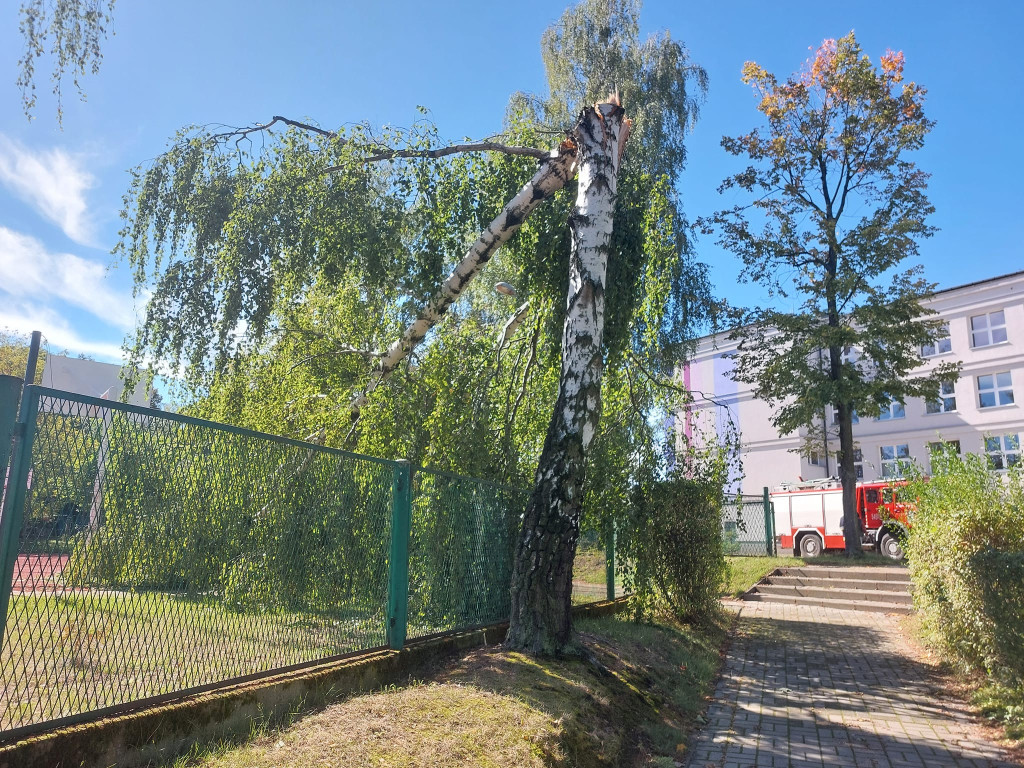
0,135,96,245
0,302,125,363
0,226,137,330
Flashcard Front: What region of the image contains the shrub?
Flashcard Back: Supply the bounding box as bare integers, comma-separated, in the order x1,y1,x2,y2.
904,450,1024,683
619,451,729,623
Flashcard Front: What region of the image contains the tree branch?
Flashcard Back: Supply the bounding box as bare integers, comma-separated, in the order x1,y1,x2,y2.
325,141,551,171
350,139,579,417
210,115,337,142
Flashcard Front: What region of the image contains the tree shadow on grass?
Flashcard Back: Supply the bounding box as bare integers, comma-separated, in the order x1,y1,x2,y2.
435,612,730,767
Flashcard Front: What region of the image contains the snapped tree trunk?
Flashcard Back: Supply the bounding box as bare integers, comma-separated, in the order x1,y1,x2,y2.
506,99,628,654
351,143,578,416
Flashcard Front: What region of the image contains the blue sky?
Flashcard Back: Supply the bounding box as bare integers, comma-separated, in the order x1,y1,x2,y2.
1,0,1021,365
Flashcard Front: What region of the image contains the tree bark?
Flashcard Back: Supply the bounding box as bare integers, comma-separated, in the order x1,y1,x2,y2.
506,99,628,654
835,400,862,555
351,143,578,416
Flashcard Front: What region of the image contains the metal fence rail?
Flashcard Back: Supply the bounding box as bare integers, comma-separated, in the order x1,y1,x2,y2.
0,386,399,736
721,490,776,557
0,381,617,740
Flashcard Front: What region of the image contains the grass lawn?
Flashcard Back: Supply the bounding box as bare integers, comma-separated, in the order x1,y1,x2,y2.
573,547,608,585
0,592,385,732
166,610,729,768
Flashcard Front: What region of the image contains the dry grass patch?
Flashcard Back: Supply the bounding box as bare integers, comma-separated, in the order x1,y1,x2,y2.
171,611,728,768
200,682,555,768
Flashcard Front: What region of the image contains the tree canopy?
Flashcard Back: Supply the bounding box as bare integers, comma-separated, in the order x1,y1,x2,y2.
705,32,958,553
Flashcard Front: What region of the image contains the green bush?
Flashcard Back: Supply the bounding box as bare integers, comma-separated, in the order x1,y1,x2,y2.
620,471,727,622
905,450,1024,684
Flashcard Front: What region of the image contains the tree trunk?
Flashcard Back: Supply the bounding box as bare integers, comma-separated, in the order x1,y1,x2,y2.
506,99,628,654
835,401,863,556
352,143,578,416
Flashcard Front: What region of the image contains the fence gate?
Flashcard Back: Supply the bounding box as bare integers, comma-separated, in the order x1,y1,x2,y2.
721,488,776,556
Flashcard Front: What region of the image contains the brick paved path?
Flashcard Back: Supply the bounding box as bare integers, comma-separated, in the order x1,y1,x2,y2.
686,602,1017,768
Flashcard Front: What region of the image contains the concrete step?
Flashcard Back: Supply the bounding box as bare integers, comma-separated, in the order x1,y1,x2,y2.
780,566,911,583
743,592,913,615
768,575,913,593
752,584,913,605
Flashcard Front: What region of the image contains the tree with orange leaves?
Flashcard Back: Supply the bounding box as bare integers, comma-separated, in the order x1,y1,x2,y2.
704,32,959,557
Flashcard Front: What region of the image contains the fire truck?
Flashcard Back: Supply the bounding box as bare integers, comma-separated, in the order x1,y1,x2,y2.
769,478,910,559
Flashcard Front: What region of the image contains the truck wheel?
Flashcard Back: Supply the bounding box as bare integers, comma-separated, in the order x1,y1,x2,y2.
798,534,823,558
879,532,904,561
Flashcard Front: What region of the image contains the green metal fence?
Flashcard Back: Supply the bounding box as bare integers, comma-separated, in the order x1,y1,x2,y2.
0,381,617,739
721,489,776,557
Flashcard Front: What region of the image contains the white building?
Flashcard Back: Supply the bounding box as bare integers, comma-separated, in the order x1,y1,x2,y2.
682,270,1024,494
40,355,151,407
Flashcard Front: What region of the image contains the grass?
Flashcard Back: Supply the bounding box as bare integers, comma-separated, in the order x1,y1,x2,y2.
164,610,729,768
721,556,795,598
573,547,608,586
0,591,385,732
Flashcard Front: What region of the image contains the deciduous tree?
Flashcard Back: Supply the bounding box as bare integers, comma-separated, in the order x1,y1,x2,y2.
116,0,711,651
704,32,958,555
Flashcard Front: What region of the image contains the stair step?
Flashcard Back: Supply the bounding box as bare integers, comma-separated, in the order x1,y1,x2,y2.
753,584,912,605
742,592,913,615
779,566,910,582
768,575,913,593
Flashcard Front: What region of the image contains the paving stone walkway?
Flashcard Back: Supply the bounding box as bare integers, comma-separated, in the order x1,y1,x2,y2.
686,602,1018,768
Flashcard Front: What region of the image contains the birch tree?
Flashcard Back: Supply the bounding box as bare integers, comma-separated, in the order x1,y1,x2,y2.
117,0,709,651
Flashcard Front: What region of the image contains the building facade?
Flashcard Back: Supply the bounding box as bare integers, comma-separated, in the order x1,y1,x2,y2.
682,270,1024,494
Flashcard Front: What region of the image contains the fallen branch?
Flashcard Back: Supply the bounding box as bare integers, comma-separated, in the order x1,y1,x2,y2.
350,139,579,417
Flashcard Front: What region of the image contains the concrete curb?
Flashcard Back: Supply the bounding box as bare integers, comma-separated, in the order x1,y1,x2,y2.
0,597,629,768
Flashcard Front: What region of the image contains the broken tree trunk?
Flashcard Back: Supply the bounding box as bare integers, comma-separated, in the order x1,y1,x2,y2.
506,98,629,654
351,142,578,417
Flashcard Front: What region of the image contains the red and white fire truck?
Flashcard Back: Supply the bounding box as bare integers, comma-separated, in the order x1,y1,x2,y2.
770,478,910,559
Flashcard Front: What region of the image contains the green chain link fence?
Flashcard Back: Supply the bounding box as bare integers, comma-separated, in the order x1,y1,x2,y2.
720,490,776,557
0,381,617,739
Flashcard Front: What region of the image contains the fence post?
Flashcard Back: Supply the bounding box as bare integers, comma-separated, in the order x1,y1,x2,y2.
763,486,773,556
605,522,616,601
0,375,22,486
386,459,412,650
0,385,39,654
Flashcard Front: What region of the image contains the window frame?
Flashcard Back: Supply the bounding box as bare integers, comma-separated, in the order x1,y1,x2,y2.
925,380,957,415
921,324,952,357
970,310,1008,348
977,371,1014,409
984,434,1021,471
879,444,911,479
876,397,906,421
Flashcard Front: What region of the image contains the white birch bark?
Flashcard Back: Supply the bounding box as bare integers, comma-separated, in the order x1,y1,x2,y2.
507,99,628,654
351,144,578,416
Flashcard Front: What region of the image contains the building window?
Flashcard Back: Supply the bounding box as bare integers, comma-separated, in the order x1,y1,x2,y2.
971,310,1008,348
809,451,821,466
921,325,952,357
927,440,961,473
985,434,1020,470
925,381,957,414
831,407,858,425
880,444,911,478
876,398,905,421
978,372,1014,408
853,448,864,479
